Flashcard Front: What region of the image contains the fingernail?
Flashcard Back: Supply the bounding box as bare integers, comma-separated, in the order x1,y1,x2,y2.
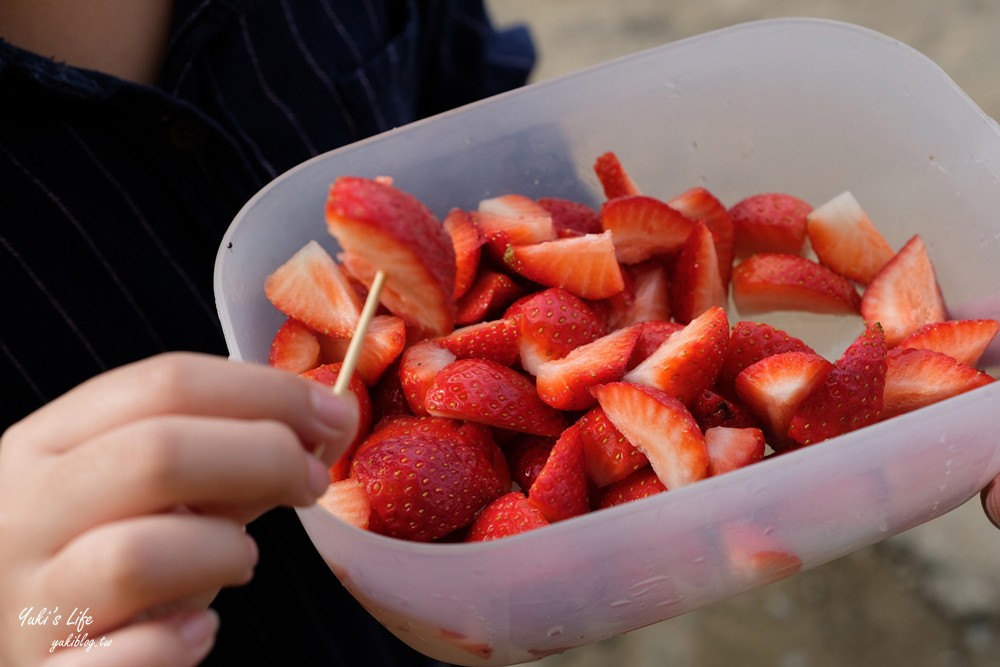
309,386,359,463
307,454,332,496
176,609,219,651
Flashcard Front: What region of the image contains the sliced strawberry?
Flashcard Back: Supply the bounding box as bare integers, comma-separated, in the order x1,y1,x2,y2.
861,235,946,347
806,191,894,285
503,230,625,300
596,467,666,509
704,426,765,476
577,406,648,487
592,382,710,489
787,323,888,446
325,177,456,338
398,339,457,416
528,423,591,522
882,347,994,420
897,319,1000,366
611,261,671,327
537,196,603,237
668,186,736,287
424,358,567,437
466,491,550,541
600,195,694,264
629,320,684,366
264,240,363,338
477,194,556,256
691,388,759,431
719,521,801,586
317,314,406,386
594,151,642,199
436,318,521,366
729,192,811,258
670,220,727,324
268,317,322,374
514,288,607,375
369,360,411,423
734,350,833,451
732,253,861,315
301,363,374,482
317,477,372,530
716,320,815,397
502,434,555,491
455,269,525,325
624,306,729,405
351,416,507,541
443,208,485,300
536,324,643,411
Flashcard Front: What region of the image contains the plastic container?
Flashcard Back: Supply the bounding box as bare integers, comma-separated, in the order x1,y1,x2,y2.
215,18,1000,666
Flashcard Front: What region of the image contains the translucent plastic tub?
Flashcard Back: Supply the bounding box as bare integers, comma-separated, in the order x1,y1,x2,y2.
215,18,1000,666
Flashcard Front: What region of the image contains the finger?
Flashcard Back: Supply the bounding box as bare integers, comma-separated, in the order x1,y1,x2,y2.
4,352,358,463
42,609,218,667
35,514,257,639
35,415,329,549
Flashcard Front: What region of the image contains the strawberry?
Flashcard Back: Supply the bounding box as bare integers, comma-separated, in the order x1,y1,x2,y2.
623,306,729,405
502,435,555,491
882,347,994,420
591,382,710,490
424,358,568,437
537,196,603,237
466,491,550,541
787,322,888,446
596,467,666,509
350,416,508,541
716,320,815,397
897,319,1000,366
503,230,625,300
325,177,456,338
668,186,736,287
369,360,411,423
512,288,607,376
691,388,759,431
577,406,648,487
629,320,684,365
806,191,894,285
436,317,521,366
477,194,556,256
536,324,643,411
732,253,861,315
528,423,591,522
317,314,406,386
300,363,374,481
398,340,457,416
268,317,321,374
861,235,946,346
670,220,727,324
455,269,525,325
317,477,372,530
594,151,642,199
734,350,834,451
443,208,485,300
264,240,363,338
599,195,694,264
704,426,765,476
729,192,811,258
719,521,801,586
610,261,671,327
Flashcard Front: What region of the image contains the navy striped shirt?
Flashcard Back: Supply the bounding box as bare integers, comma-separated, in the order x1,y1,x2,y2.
0,1,533,664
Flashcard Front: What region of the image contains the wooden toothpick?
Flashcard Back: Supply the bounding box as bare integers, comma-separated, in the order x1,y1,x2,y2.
316,269,386,460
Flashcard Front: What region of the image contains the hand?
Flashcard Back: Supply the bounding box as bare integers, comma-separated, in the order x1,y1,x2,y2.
0,352,359,667
982,477,1000,530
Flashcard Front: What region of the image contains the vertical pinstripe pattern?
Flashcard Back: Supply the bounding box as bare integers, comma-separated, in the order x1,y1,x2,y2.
1,2,533,664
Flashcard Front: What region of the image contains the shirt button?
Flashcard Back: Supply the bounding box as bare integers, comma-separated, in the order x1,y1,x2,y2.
168,118,207,152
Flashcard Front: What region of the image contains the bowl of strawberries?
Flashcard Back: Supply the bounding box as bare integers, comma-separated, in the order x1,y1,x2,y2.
215,17,1000,666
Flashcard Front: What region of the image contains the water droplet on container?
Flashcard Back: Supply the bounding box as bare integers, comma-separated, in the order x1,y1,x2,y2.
547,626,564,638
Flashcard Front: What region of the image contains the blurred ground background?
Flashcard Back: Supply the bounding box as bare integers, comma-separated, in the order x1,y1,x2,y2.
485,2,1000,666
